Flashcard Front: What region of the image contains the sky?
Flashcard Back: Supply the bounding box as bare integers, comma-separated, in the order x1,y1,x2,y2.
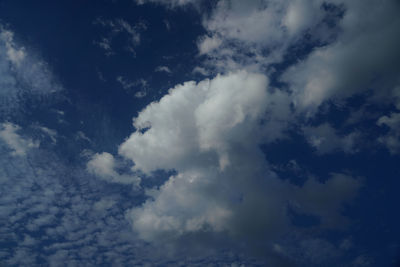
0,0,400,266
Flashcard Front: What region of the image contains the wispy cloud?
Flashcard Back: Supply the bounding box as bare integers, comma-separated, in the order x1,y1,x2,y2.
155,65,171,74
93,18,147,57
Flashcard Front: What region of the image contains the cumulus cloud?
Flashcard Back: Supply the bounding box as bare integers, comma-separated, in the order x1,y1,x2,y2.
0,122,39,156
197,0,337,73
282,0,400,112
195,0,400,128
115,71,361,256
119,71,270,172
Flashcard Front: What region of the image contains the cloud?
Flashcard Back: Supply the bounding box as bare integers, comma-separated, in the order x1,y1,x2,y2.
303,123,360,155
87,152,140,186
0,122,39,156
282,0,400,112
0,23,158,266
0,25,63,114
0,28,26,65
197,0,335,73
0,143,147,265
135,0,197,8
93,18,147,56
155,65,172,74
293,173,361,227
116,71,361,256
75,131,92,143
377,112,400,154
119,71,270,172
197,36,222,55
35,125,58,144
2,1,395,265
93,37,114,56
116,76,148,97
192,66,209,76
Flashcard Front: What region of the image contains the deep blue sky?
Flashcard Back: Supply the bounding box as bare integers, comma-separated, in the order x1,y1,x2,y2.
0,0,400,266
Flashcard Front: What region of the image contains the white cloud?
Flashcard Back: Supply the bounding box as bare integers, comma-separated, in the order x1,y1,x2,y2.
155,65,172,74
282,0,322,36
192,66,209,76
116,71,360,253
119,71,270,172
282,0,400,112
134,90,147,98
198,36,222,55
87,152,140,186
197,0,330,73
0,28,26,65
0,122,39,156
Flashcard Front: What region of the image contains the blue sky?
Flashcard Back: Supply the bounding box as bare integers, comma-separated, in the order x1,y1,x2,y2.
0,0,400,266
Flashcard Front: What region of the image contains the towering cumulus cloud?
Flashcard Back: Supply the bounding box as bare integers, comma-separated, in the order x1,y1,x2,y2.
119,71,360,256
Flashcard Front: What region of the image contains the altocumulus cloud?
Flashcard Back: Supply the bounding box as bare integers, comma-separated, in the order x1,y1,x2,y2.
0,25,148,266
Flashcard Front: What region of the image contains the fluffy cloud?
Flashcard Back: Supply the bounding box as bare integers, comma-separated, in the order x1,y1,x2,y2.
197,0,337,73
119,71,270,172
197,36,222,55
87,152,140,185
117,71,360,256
0,122,39,156
282,0,400,111
195,0,400,122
